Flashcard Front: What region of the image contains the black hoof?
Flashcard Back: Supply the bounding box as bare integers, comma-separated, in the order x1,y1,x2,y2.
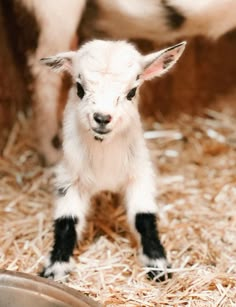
147,265,172,282
38,267,54,279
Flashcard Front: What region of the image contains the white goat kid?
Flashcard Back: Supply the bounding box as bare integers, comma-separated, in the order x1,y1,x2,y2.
40,40,186,281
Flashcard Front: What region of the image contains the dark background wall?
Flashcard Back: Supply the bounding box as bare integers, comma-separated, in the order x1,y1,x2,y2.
0,4,28,146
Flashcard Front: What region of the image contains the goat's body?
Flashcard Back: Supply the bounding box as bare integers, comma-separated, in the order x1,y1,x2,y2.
89,0,236,41
40,39,187,281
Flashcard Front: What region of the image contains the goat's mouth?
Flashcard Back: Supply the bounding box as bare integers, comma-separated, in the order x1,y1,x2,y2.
92,127,111,135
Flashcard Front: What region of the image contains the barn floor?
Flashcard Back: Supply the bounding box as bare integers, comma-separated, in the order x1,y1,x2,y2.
1,95,236,306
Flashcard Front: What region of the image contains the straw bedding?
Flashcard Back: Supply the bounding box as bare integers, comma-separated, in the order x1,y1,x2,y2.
1,96,236,306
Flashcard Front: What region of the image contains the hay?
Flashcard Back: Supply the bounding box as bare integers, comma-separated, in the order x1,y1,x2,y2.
1,98,236,306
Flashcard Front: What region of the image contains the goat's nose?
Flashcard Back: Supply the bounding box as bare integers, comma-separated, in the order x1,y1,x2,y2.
93,112,112,125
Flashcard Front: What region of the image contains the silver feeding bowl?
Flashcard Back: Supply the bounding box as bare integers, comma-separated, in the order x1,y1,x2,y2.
0,269,101,307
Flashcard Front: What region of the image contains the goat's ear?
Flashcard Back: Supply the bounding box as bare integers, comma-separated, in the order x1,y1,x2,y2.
140,41,186,81
40,51,75,74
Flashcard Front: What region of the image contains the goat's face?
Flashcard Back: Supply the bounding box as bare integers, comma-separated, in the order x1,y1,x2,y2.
73,41,143,141
41,40,186,141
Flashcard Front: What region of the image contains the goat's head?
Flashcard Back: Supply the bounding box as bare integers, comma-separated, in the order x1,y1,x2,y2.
41,40,186,141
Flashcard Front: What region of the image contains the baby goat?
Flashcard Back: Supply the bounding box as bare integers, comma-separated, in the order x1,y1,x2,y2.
40,40,186,281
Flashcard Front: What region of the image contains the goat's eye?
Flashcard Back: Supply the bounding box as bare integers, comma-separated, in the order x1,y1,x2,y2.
76,82,85,99
127,87,137,100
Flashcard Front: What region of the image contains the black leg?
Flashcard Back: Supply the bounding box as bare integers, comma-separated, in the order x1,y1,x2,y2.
51,216,78,262
40,216,78,278
135,213,171,281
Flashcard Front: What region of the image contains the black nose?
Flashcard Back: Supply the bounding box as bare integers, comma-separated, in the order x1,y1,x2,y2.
93,113,112,125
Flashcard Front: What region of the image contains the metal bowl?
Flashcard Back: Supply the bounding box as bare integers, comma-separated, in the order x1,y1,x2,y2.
0,269,101,307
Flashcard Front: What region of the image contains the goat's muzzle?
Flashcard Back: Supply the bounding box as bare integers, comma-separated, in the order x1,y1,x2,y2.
92,127,111,135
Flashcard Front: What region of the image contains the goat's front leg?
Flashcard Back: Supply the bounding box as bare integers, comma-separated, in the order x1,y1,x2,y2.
125,176,171,282
28,0,86,165
40,184,89,280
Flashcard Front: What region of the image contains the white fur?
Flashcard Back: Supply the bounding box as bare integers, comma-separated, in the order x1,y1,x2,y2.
42,258,75,280
41,40,185,278
140,254,169,269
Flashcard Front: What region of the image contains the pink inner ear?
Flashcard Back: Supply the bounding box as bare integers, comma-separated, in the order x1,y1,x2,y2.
141,59,164,80
141,45,182,80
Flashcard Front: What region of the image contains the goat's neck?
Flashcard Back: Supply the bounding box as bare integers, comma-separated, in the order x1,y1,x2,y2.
82,117,143,151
